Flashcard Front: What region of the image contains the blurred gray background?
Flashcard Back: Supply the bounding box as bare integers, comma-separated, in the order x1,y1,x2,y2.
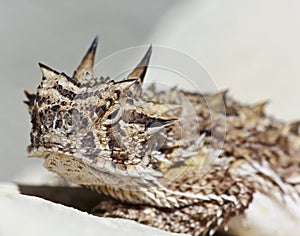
0,0,180,180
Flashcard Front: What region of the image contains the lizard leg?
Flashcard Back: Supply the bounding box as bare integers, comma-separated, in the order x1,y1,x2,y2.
90,173,254,236
92,198,245,236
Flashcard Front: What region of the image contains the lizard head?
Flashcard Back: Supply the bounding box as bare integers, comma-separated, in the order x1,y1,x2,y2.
25,37,180,186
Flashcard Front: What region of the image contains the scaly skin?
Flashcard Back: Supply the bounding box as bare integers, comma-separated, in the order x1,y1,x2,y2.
25,37,300,235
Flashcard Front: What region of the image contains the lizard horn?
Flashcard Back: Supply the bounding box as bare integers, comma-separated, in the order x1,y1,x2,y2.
73,36,99,82
38,63,59,80
127,44,152,83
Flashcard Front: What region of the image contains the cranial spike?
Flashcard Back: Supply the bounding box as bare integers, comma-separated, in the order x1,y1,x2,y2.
205,89,228,112
251,100,269,115
24,90,36,106
38,63,59,80
73,36,99,82
289,121,300,135
24,90,36,100
24,90,36,115
114,78,138,91
127,45,152,83
219,89,229,99
211,89,228,102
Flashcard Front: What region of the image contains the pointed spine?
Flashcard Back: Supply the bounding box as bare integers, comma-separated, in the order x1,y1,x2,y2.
38,63,59,80
127,45,152,83
73,36,99,82
251,100,269,115
24,90,36,107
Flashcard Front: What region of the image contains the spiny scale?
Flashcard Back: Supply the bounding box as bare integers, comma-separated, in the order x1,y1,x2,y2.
25,37,300,235
73,36,98,82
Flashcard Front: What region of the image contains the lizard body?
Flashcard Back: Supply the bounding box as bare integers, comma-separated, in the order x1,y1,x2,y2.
25,37,300,235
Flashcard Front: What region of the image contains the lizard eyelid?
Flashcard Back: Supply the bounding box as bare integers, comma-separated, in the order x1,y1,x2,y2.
107,109,120,120
104,107,123,125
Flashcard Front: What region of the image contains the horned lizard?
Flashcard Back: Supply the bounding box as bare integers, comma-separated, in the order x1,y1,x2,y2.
24,37,300,235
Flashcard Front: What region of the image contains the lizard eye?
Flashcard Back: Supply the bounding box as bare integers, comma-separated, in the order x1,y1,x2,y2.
107,109,120,120
105,108,122,124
